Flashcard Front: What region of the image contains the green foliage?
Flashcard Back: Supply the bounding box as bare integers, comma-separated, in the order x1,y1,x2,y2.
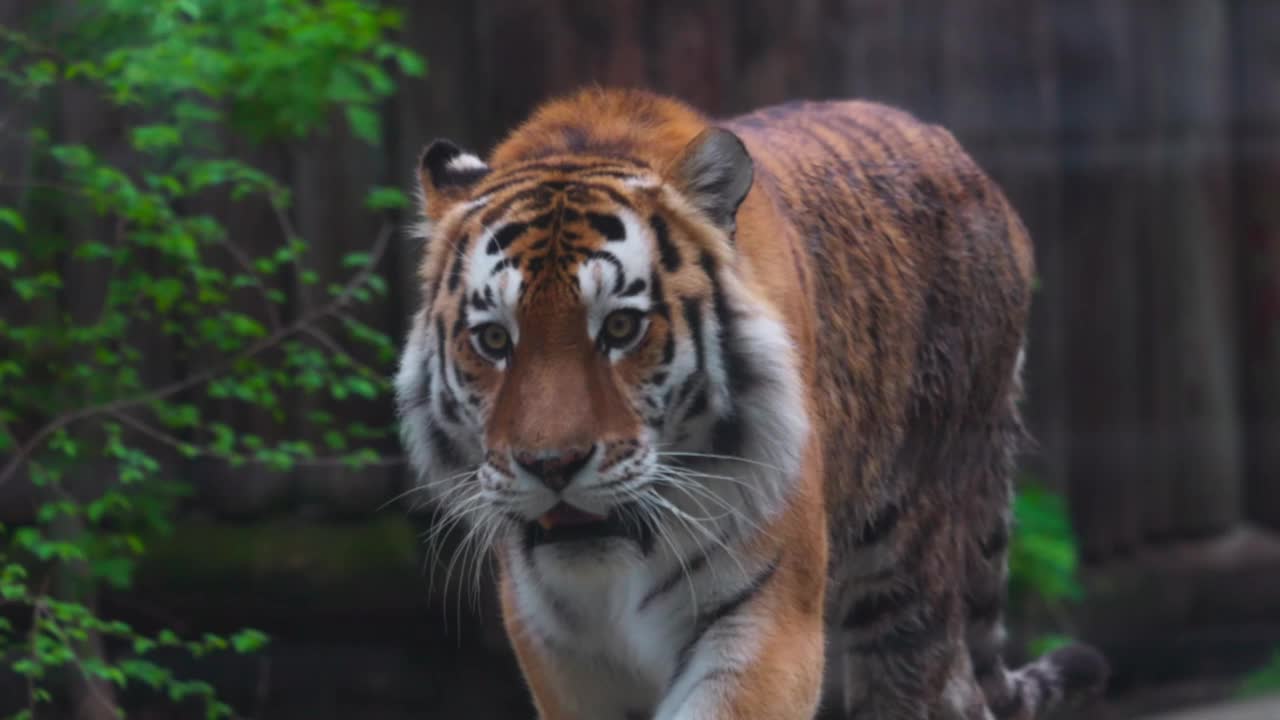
1009,480,1086,657
1238,650,1280,700
0,1,422,716
1025,632,1075,659
1010,483,1084,604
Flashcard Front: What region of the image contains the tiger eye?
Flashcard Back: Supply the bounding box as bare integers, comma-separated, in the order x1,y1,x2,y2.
601,310,642,348
477,323,511,355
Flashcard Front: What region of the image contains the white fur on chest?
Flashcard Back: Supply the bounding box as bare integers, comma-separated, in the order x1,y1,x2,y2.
508,540,709,719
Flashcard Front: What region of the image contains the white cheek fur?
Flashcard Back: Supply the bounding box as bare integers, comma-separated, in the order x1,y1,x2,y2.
579,209,655,343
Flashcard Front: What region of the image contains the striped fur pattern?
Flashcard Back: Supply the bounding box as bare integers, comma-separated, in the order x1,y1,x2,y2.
394,89,1106,719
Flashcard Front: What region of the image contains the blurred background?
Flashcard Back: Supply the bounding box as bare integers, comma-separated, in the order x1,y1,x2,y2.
1,1,1278,718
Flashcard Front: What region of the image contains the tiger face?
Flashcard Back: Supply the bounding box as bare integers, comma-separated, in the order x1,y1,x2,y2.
395,129,809,562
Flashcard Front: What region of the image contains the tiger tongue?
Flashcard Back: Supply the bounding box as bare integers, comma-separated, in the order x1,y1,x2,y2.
537,503,607,530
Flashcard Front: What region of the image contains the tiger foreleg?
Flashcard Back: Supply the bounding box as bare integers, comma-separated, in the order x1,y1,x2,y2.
653,601,825,720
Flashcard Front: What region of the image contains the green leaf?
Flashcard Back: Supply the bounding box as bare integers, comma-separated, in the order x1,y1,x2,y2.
392,48,426,77
364,187,408,211
227,313,267,338
0,249,19,271
1027,633,1074,658
0,207,26,233
230,628,269,654
150,277,185,311
345,106,381,145
131,124,182,153
346,377,378,399
341,251,371,269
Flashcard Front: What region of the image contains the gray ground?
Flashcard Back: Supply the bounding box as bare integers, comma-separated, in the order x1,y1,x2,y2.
1142,696,1280,720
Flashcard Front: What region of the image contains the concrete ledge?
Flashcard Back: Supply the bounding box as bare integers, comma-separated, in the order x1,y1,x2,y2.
1140,695,1280,720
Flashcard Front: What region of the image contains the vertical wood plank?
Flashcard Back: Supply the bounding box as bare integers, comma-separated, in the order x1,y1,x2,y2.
1138,0,1242,538
1052,0,1146,558
1232,0,1280,530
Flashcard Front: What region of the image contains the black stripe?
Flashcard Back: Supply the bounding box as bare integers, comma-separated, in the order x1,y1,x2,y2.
490,254,522,275
430,427,462,467
979,522,1010,560
972,647,1000,680
471,186,541,225
855,502,900,545
651,214,682,272
435,316,460,424
681,297,705,371
637,547,711,612
661,334,676,364
446,236,467,293
710,416,744,456
587,212,626,241
585,250,627,294
649,270,670,319
683,387,709,421
670,555,782,686
528,210,556,229
477,160,643,184
699,252,756,395
463,167,632,210
842,586,916,629
578,183,635,209
434,316,447,372
487,223,526,254
674,375,702,410
849,594,950,657
621,278,647,297
451,302,469,339
966,589,1003,626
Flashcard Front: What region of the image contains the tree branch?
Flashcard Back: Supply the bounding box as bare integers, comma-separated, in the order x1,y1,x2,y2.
110,410,403,469
0,223,393,487
218,236,283,331
300,325,387,382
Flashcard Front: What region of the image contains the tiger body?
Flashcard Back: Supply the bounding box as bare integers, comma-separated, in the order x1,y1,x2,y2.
395,88,1105,719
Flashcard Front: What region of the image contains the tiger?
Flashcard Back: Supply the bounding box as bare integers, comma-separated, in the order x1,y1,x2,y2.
394,87,1107,720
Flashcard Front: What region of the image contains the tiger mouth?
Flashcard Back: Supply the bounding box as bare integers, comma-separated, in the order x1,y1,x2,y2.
524,501,651,550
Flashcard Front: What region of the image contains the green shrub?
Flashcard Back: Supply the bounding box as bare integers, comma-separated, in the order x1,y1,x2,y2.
1239,650,1280,700
1009,480,1085,657
1010,482,1084,606
0,2,421,717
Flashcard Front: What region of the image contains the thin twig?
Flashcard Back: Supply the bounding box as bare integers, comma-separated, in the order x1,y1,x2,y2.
0,224,393,487
218,237,282,331
300,325,387,381
109,410,404,469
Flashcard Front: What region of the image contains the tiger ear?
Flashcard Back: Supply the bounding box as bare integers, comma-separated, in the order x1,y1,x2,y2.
666,128,754,235
417,139,490,221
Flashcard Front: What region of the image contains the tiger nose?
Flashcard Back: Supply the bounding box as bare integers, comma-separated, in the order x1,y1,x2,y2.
514,446,595,492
